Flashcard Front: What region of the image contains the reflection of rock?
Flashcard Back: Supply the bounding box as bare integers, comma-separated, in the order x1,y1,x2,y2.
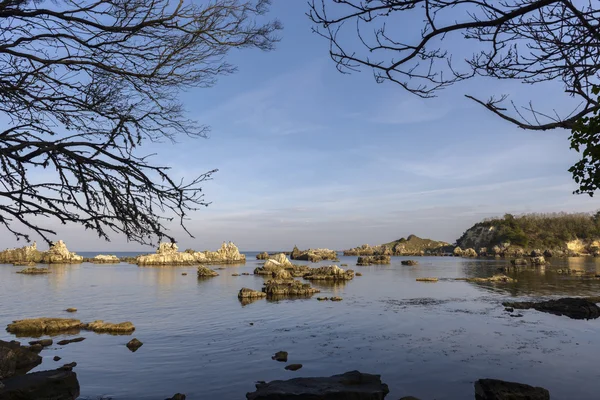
137,242,245,266
0,340,42,379
290,246,338,262
41,240,83,264
81,320,135,334
6,319,81,335
12,262,36,267
475,378,549,400
91,255,120,263
246,370,389,400
303,265,354,281
263,279,320,297
356,255,390,266
0,368,80,400
197,265,219,277
16,267,51,275
502,298,600,320
466,274,516,283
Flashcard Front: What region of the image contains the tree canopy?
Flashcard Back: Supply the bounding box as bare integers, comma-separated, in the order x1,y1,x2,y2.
0,0,280,244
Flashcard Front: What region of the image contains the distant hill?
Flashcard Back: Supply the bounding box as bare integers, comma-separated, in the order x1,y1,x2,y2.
456,212,600,254
343,234,451,256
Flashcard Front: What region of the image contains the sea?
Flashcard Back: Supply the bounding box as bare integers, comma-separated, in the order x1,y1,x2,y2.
1,252,600,399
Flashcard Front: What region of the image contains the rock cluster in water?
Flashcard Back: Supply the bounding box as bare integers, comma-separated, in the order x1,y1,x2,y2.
356,255,391,266
290,246,338,262
137,242,245,266
303,265,354,281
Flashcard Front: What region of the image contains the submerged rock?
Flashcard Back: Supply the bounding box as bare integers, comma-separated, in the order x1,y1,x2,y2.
272,351,288,362
356,255,391,266
6,318,81,335
467,275,516,283
137,242,245,266
56,338,85,346
263,280,320,297
16,267,51,275
290,247,338,263
81,320,135,334
416,277,438,282
0,368,80,400
401,260,418,266
197,265,219,278
474,378,549,400
303,265,354,281
502,298,600,320
285,364,302,371
0,340,42,379
65,308,77,313
238,288,267,299
126,338,143,352
246,370,389,400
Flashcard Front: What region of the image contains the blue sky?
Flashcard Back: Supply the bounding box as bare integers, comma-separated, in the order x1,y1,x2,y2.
6,1,598,252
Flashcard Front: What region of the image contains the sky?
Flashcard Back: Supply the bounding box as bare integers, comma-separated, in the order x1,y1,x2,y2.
4,1,599,252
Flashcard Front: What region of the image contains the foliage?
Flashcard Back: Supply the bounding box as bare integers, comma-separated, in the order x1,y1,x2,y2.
0,0,281,244
457,212,600,249
570,86,600,196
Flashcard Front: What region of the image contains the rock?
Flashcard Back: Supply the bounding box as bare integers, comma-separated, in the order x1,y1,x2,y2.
272,269,292,280
416,277,438,282
0,243,43,264
238,288,266,299
463,248,478,257
28,339,52,347
453,247,463,257
59,362,77,371
263,280,319,297
232,273,240,276
511,258,528,266
401,260,418,266
56,338,85,346
15,267,51,275
356,255,391,266
126,338,143,352
303,265,354,281
272,351,288,362
81,320,135,333
6,318,81,335
290,247,338,263
26,344,42,353
137,241,245,266
242,272,250,276
504,307,514,312
165,394,186,400
197,265,219,277
246,370,389,400
467,275,516,283
330,297,343,301
345,236,449,256
530,249,544,257
41,240,83,264
0,368,80,400
356,272,362,276
181,273,187,276
0,340,42,379
285,364,302,371
502,298,600,320
53,356,61,362
91,254,120,263
256,252,269,260
11,261,37,267
254,254,294,275
65,308,77,313
474,378,549,400
316,297,329,301
531,256,547,265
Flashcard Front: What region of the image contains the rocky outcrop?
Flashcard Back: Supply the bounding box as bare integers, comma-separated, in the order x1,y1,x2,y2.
0,340,42,379
256,252,269,260
263,279,320,297
356,255,391,266
238,288,266,299
197,265,219,277
502,298,600,320
16,267,51,275
453,247,463,257
6,318,81,335
137,242,245,266
246,370,389,400
303,265,354,281
40,241,83,264
463,248,478,257
0,368,80,400
474,379,549,400
81,320,135,334
0,243,43,265
290,247,338,262
253,254,309,277
344,235,450,256
91,255,120,263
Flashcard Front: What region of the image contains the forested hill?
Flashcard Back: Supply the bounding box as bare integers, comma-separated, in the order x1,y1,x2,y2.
456,213,600,252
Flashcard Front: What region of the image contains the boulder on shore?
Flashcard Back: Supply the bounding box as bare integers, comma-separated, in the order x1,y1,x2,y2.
356,255,391,266
303,265,354,281
137,242,245,266
502,298,600,320
475,378,549,400
6,318,81,336
246,370,389,400
290,246,338,262
0,368,80,400
0,340,42,379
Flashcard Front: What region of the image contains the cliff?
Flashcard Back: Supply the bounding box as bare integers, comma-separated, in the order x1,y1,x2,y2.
343,234,450,256
456,213,600,256
137,241,246,265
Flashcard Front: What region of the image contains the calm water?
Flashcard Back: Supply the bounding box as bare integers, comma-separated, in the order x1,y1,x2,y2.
2,253,600,399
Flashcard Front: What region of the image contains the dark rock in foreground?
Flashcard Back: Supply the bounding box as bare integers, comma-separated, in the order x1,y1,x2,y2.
475,378,549,400
502,297,600,320
0,369,80,400
0,340,42,379
126,338,143,352
246,370,389,400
